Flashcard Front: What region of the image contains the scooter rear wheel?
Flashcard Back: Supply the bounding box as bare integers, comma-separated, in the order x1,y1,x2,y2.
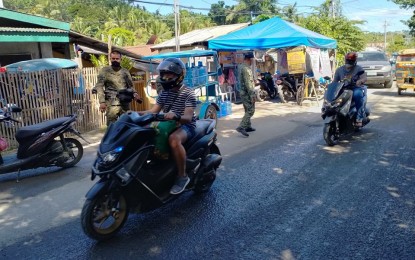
56,138,83,168
81,193,129,241
323,123,339,146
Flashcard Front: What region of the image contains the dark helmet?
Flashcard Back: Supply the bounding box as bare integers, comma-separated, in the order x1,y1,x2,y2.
345,52,358,66
156,58,186,90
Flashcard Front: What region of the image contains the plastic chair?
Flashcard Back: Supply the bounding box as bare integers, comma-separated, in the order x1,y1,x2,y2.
226,85,237,102
219,84,236,102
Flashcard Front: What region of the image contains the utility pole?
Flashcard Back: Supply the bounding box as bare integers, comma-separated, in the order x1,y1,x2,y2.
383,20,388,51
331,0,335,19
174,0,180,52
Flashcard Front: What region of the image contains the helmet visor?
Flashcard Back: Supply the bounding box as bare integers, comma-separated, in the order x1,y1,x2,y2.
156,60,184,75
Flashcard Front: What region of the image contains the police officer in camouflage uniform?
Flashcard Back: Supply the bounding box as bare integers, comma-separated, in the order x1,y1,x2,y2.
236,52,256,137
93,50,141,126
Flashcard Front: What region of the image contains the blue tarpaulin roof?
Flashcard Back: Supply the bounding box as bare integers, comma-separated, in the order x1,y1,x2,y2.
208,17,337,50
5,58,78,72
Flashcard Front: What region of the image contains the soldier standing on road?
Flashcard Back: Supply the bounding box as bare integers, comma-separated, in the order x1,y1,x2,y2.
236,52,256,137
93,50,142,126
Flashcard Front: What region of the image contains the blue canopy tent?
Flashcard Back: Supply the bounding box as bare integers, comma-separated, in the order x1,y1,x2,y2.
5,58,78,72
208,17,337,50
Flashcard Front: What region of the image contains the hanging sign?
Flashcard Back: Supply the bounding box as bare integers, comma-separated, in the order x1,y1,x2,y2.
307,47,321,79
219,52,234,64
287,47,306,74
320,49,333,78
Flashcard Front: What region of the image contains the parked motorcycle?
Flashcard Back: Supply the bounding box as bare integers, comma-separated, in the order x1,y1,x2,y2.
0,104,87,178
321,71,370,146
257,72,277,100
275,73,300,103
81,112,222,241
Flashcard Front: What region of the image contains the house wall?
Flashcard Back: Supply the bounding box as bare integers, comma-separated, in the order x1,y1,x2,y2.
156,44,207,54
0,42,53,62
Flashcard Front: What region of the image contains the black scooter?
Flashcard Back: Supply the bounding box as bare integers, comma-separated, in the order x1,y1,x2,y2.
0,104,87,178
257,72,277,100
275,73,299,103
81,112,222,241
321,71,370,146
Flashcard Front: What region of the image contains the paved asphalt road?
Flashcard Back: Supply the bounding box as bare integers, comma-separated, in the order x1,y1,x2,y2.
1,84,414,259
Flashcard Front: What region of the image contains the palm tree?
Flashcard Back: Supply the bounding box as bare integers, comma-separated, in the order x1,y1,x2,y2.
282,4,299,23
71,17,94,36
147,19,173,44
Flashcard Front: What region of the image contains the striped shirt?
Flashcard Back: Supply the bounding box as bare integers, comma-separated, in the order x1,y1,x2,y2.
156,86,197,129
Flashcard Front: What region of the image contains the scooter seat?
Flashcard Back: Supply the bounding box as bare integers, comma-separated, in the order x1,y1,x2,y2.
185,119,215,148
15,115,74,141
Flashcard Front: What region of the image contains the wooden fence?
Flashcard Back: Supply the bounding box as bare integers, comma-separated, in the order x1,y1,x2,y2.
0,68,148,150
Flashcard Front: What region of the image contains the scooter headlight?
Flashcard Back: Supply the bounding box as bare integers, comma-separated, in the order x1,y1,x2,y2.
333,98,343,106
331,91,349,107
101,146,124,164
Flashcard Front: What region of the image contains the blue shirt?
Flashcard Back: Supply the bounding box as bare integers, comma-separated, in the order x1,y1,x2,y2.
333,65,365,83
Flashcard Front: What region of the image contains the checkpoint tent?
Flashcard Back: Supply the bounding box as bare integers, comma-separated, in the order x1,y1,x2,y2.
209,17,337,79
208,16,337,50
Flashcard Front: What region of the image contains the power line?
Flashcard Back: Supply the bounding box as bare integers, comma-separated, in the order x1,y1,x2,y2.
134,0,211,11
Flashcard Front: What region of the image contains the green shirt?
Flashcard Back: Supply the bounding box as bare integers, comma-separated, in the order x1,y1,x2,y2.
94,66,133,104
237,63,255,98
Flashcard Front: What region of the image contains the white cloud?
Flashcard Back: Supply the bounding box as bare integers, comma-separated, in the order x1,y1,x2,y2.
352,8,412,18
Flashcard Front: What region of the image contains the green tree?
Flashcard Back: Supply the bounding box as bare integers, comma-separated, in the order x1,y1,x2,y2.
209,1,227,25
146,19,173,44
90,54,108,68
226,0,279,24
281,4,300,23
106,27,136,46
120,56,133,70
299,15,365,64
391,0,415,35
71,17,95,36
317,0,342,18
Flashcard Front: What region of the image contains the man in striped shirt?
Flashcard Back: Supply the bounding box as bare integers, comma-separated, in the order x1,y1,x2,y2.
140,58,197,195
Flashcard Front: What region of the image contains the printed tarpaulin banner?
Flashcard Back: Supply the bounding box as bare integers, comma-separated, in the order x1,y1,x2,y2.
307,47,321,79
287,47,306,74
320,49,333,78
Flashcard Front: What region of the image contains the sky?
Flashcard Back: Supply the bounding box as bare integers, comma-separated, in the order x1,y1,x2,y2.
135,0,414,33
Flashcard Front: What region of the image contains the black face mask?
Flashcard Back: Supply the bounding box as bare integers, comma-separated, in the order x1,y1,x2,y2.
111,61,121,68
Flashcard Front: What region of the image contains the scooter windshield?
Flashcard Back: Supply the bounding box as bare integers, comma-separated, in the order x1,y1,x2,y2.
324,81,343,102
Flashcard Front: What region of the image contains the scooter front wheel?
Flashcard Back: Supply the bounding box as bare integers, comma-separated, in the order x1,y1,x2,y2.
81,193,129,241
296,85,305,105
323,122,339,146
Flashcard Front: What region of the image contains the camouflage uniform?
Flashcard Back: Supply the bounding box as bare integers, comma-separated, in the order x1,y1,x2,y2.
237,63,256,129
93,66,134,126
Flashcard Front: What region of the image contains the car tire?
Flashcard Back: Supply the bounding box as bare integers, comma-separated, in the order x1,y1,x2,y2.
385,80,393,88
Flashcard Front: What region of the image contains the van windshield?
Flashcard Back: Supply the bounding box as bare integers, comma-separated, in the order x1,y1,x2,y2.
357,52,388,62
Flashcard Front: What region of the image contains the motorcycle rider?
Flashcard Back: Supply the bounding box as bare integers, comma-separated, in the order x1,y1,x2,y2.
139,58,197,195
333,52,367,127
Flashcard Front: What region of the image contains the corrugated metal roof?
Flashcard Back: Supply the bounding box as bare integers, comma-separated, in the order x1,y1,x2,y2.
0,27,66,33
0,8,70,31
152,23,250,50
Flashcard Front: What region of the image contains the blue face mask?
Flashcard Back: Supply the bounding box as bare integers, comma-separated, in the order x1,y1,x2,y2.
345,64,353,69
